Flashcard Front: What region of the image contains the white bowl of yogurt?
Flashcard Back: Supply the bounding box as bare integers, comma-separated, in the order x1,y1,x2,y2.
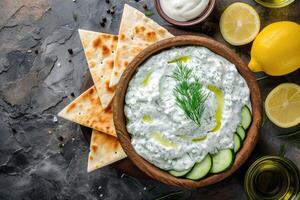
155,0,216,27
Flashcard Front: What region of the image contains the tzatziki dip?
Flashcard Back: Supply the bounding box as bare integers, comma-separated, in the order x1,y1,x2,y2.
159,0,209,22
125,46,250,172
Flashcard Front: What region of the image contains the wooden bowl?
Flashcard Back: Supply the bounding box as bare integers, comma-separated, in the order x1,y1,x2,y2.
154,0,216,27
113,36,262,188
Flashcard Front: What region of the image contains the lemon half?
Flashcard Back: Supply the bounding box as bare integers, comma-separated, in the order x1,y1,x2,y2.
265,83,300,128
220,3,260,46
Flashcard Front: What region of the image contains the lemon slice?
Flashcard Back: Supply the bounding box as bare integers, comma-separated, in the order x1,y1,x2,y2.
220,3,260,46
265,83,300,128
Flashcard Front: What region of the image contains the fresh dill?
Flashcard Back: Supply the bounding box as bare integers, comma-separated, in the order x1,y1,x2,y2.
170,61,207,127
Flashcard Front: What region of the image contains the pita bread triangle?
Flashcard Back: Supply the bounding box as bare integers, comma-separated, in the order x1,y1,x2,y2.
58,86,116,137
109,4,173,87
87,129,126,172
78,30,118,109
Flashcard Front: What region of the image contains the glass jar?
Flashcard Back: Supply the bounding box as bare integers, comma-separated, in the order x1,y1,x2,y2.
244,156,300,200
254,0,295,8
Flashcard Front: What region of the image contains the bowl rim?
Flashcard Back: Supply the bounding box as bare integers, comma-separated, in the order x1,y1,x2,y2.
154,0,216,27
113,35,262,188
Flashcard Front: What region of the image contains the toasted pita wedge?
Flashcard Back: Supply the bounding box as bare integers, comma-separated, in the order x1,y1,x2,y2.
58,86,116,137
78,30,118,109
109,4,173,87
87,130,127,172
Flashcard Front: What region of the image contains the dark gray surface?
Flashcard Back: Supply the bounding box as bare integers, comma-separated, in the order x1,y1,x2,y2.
0,0,299,199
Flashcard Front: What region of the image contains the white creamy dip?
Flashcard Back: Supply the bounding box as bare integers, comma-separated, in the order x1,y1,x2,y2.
125,46,251,171
159,0,209,22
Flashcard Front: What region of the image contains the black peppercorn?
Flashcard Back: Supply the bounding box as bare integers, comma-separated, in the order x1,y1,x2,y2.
107,9,110,14
105,0,110,3
143,4,148,10
34,50,38,54
58,136,64,141
11,128,17,134
67,48,73,55
100,22,105,27
102,17,107,23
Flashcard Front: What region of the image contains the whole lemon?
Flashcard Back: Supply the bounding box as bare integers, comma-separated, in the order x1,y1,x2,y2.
248,21,300,76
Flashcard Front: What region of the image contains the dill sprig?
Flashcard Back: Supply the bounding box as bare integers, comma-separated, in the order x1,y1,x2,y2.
170,61,207,127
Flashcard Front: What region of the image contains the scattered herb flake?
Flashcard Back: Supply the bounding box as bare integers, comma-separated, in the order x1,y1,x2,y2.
278,144,285,157
72,12,78,21
144,10,154,17
261,111,268,127
256,75,269,81
155,191,184,200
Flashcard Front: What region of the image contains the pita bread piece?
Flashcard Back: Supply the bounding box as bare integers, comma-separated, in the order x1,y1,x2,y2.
79,30,118,109
109,4,173,87
87,130,127,172
58,86,116,137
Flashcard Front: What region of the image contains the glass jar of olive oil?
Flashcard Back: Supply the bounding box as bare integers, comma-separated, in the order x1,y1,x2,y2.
254,0,295,8
245,156,300,200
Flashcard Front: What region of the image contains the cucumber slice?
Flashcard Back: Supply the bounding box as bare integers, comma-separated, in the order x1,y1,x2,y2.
210,149,234,174
234,133,242,153
236,126,246,140
169,167,192,177
185,154,212,180
241,106,252,130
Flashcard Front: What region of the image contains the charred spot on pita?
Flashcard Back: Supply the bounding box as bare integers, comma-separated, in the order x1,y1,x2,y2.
92,145,98,153
124,60,129,67
66,103,76,113
120,34,126,40
93,36,102,48
102,45,110,56
146,31,157,41
135,26,145,34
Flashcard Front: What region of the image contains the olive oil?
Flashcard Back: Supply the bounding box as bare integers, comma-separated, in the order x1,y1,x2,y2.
142,115,152,123
245,156,300,200
152,132,177,148
254,0,295,8
207,84,224,132
142,69,153,86
167,55,190,64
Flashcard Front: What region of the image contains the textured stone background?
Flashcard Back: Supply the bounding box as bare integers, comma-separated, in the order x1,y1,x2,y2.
0,0,299,199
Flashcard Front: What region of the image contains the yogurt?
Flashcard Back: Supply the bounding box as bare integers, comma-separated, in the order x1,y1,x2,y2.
125,46,251,171
159,0,209,22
